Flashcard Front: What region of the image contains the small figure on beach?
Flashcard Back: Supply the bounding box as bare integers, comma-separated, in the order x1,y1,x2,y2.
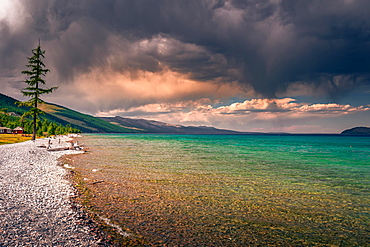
69,141,74,150
47,139,51,149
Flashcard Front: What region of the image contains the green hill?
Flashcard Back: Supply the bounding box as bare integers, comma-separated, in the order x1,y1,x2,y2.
0,93,137,133
341,127,370,136
0,93,29,116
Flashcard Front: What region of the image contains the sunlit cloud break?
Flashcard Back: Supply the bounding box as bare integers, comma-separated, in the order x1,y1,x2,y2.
98,98,369,117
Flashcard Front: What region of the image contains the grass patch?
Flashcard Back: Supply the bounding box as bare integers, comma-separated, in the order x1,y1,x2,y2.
0,134,32,145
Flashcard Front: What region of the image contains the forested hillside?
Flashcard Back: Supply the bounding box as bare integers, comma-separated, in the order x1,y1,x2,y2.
0,111,80,136
0,93,137,133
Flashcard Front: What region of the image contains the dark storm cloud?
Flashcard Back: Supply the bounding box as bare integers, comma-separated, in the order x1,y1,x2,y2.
1,0,370,97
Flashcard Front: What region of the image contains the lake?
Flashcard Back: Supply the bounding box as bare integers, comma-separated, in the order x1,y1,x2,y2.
70,134,370,246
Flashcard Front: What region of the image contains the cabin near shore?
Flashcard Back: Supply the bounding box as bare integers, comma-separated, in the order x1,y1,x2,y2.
13,127,24,134
0,126,24,134
0,127,12,134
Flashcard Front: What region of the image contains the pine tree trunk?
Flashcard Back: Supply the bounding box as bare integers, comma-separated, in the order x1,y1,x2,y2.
32,111,37,140
33,59,39,141
33,83,38,141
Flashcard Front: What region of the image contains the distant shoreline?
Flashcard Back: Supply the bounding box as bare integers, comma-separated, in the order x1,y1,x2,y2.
81,132,370,137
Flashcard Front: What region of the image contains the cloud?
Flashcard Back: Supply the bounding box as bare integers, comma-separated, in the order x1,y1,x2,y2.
213,98,367,116
56,67,246,114
215,98,297,114
1,0,369,99
0,0,29,32
1,0,370,135
96,97,370,133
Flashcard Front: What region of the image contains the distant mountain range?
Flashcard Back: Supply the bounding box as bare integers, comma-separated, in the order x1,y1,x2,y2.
1,92,369,135
99,116,244,134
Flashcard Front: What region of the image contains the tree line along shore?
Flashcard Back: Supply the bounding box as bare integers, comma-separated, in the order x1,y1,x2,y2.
1,111,81,139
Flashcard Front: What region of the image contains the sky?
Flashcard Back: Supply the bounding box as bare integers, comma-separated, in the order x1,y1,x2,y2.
0,0,369,133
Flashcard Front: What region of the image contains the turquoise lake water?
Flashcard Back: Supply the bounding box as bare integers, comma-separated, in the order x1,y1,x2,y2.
74,134,370,246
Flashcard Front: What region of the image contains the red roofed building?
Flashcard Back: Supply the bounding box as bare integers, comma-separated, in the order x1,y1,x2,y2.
13,127,24,134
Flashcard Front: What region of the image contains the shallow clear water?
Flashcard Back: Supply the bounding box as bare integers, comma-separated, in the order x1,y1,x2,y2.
73,134,370,246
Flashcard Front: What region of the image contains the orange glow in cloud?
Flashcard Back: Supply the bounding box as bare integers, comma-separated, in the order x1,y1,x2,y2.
71,67,247,113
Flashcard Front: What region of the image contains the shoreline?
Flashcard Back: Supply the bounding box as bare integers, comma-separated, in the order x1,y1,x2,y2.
61,136,144,246
0,135,109,246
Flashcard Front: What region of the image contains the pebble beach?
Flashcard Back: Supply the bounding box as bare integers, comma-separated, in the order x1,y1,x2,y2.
0,136,107,246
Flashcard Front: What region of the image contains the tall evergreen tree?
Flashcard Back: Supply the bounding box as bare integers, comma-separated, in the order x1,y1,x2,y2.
17,41,57,140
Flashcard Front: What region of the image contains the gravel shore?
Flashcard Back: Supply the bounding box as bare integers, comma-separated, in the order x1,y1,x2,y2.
0,136,107,246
